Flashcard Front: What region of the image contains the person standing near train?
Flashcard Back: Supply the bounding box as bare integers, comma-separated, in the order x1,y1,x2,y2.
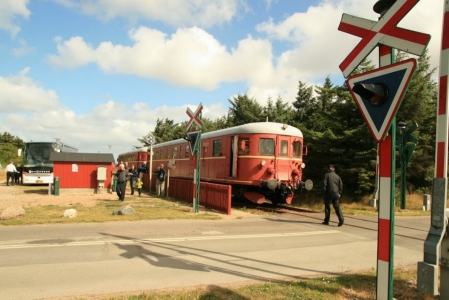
116,163,129,201
155,164,166,197
128,165,138,195
322,164,344,226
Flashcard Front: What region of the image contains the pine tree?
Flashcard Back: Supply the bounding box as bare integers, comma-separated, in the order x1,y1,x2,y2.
227,94,264,126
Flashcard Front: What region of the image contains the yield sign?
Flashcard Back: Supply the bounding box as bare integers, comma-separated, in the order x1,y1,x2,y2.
186,103,203,131
346,58,417,143
186,130,199,156
339,0,430,78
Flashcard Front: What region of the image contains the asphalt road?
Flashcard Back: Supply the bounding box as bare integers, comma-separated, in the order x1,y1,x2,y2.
0,212,430,299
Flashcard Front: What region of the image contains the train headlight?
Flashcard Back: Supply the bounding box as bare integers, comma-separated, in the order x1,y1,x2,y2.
260,160,266,167
301,163,306,169
267,178,278,190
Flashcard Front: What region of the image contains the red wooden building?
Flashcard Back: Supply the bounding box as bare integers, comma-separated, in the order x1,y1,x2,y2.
50,152,115,189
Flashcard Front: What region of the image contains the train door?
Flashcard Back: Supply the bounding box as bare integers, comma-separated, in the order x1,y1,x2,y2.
276,136,290,180
229,135,238,177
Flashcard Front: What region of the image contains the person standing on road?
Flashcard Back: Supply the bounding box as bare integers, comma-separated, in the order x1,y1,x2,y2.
155,164,166,197
6,161,18,186
322,164,344,227
116,163,129,201
128,165,138,195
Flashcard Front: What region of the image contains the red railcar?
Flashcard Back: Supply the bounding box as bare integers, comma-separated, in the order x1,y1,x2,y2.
117,147,148,168
151,122,312,205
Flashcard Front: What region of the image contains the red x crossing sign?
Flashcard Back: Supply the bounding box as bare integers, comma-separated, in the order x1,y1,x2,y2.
186,103,203,131
339,0,430,78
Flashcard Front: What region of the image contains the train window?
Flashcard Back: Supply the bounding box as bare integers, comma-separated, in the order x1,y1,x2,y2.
213,140,222,157
293,141,302,158
238,138,250,154
167,147,172,159
186,145,190,157
173,146,178,159
160,149,164,160
259,138,275,155
280,140,288,156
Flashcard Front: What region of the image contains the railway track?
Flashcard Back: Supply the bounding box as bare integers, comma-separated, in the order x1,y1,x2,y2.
244,203,428,241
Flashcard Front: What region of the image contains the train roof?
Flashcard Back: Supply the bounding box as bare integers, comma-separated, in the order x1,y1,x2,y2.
153,122,303,148
118,147,149,156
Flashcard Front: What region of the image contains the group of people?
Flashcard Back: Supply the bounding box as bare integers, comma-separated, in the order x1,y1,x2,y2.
115,162,166,202
113,160,343,227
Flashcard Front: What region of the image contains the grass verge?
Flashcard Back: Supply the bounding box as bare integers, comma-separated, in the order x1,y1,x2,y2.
67,265,438,300
0,196,221,226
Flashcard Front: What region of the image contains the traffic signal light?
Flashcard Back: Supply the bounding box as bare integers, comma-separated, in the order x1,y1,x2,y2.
353,83,389,107
374,0,396,15
184,131,199,156
405,122,418,144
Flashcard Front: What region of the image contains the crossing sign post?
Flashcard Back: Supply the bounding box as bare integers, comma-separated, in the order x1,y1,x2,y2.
338,1,429,299
186,104,203,214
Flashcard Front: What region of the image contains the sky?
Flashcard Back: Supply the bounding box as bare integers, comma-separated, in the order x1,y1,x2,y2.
0,0,444,161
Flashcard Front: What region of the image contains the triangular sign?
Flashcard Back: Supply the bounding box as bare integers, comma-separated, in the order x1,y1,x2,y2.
346,58,417,143
187,130,199,156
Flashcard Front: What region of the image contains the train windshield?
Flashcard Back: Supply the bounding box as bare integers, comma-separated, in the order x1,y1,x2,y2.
259,138,275,155
280,140,288,156
24,143,56,167
293,141,302,158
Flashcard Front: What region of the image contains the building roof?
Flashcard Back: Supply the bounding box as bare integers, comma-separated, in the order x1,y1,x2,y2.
50,152,115,163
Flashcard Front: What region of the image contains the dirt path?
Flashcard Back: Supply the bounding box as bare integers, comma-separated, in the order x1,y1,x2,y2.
0,174,252,219
0,179,120,210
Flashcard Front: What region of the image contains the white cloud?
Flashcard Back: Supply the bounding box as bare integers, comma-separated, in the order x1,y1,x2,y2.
48,26,275,91
46,0,444,109
11,37,34,56
0,68,61,113
256,0,442,79
0,0,30,36
53,0,240,28
0,69,228,157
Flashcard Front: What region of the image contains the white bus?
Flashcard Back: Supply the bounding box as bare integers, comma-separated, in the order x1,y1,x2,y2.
18,141,78,184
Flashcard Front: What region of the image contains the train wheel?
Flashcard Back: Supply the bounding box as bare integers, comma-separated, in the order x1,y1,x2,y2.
285,192,294,204
243,192,266,204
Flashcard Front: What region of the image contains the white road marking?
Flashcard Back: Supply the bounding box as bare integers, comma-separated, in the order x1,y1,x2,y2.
0,230,340,250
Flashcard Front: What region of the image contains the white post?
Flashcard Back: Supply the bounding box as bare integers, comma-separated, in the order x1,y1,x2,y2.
148,144,153,194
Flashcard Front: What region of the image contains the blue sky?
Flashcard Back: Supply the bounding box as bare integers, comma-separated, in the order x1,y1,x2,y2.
0,0,443,160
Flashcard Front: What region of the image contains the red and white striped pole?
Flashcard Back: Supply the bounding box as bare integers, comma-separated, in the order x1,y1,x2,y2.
437,2,449,294
376,39,397,300
371,145,379,208
435,3,449,181
193,155,197,208
418,1,449,296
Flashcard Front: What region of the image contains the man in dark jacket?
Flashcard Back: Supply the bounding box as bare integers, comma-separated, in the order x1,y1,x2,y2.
155,164,166,197
322,164,344,226
116,164,129,201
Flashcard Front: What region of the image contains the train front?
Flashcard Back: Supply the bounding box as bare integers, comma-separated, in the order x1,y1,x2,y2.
239,123,313,205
